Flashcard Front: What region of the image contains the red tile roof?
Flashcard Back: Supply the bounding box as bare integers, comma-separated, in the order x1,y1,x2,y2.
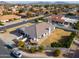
0,15,21,21
50,15,65,23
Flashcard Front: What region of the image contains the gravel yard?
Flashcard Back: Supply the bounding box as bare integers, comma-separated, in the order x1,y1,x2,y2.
40,28,71,47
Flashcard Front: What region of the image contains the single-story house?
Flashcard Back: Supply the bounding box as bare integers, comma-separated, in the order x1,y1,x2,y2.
17,22,55,42
0,15,21,22
48,14,79,27
48,15,65,24
18,13,27,18
62,14,79,24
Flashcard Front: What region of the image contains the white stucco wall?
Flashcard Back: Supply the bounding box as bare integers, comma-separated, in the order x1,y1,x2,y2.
62,17,78,24
0,19,9,22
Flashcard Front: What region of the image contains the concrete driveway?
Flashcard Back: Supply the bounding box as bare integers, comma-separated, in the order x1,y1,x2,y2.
0,32,17,44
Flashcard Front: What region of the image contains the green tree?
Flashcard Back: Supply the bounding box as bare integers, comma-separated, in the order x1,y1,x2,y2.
66,13,75,16
0,22,4,26
75,21,79,30
51,32,76,48
34,19,38,23
51,42,61,47
14,18,19,20
18,8,25,13
38,17,48,22
53,49,61,57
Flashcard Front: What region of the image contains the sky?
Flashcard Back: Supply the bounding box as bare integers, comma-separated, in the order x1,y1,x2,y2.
0,0,79,2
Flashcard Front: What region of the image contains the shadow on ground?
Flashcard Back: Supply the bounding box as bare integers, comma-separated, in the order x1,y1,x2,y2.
10,30,21,37
63,49,79,58
45,51,53,56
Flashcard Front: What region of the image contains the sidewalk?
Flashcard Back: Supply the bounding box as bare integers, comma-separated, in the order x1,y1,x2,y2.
20,51,49,58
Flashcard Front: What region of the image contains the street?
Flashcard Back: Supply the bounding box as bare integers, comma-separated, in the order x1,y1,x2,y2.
0,15,44,31
0,15,45,58
0,39,12,58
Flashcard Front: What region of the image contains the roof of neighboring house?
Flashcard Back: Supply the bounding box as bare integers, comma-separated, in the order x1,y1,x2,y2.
0,15,21,21
62,15,79,23
19,13,26,16
49,15,65,23
64,14,79,19
19,22,54,38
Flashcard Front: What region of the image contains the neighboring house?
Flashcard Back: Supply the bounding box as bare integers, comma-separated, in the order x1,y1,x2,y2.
0,15,21,22
0,6,5,15
48,15,65,24
19,11,36,18
48,14,79,27
17,22,55,42
19,13,27,18
62,14,79,24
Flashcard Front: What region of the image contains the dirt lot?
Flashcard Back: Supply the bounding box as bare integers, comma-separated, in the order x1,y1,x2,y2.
40,28,71,46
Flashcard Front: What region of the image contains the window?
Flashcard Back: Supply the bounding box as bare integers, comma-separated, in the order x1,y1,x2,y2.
46,28,49,30
45,33,46,35
64,22,68,25
42,34,43,37
38,36,41,39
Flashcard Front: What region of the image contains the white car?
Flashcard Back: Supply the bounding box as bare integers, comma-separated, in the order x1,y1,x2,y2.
11,48,22,58
7,43,16,49
74,40,79,45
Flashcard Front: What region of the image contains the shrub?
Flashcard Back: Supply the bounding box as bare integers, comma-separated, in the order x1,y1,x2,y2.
29,47,36,53
34,19,38,23
18,8,25,13
38,45,44,52
9,19,14,21
0,22,4,26
74,21,79,30
51,42,62,47
53,49,61,57
51,32,76,48
17,40,25,48
17,40,28,52
14,18,19,20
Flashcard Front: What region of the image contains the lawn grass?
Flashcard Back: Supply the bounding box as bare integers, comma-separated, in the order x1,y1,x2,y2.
0,22,4,26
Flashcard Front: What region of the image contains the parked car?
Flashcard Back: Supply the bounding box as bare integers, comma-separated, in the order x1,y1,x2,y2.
11,48,22,58
6,43,16,49
74,40,79,45
0,29,7,33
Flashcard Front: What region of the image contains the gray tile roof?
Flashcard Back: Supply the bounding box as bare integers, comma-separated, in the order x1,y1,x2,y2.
19,22,54,39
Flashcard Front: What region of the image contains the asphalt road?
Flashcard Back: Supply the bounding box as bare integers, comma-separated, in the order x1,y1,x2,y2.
0,39,12,58
0,20,31,31
0,39,26,58
0,15,45,31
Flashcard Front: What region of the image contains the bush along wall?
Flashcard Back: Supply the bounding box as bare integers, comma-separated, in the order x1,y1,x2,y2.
51,32,76,48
